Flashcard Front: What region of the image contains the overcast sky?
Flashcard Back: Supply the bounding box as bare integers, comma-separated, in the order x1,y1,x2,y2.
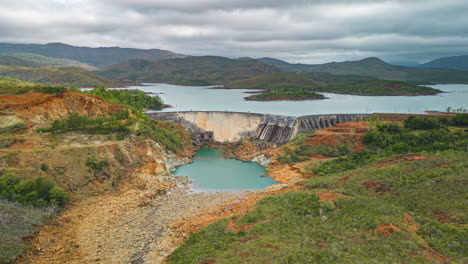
1,0,467,64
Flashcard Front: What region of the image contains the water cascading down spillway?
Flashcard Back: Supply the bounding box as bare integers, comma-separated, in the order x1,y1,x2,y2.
255,115,297,144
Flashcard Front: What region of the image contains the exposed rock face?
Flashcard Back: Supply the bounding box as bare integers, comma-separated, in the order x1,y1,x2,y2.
0,91,123,127
252,154,271,167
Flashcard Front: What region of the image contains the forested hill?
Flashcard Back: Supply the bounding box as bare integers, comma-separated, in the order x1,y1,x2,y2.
258,57,468,84
0,42,184,68
97,56,280,84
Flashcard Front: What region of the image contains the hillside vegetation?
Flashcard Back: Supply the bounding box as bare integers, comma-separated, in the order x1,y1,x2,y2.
170,118,467,264
0,65,112,87
229,73,441,96
97,57,279,83
8,53,98,71
0,42,184,67
259,57,468,84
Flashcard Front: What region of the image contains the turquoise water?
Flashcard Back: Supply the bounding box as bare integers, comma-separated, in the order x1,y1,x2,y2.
173,149,278,193
131,83,468,116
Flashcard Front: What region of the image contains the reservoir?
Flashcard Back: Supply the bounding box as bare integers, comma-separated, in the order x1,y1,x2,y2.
173,149,278,193
136,83,468,116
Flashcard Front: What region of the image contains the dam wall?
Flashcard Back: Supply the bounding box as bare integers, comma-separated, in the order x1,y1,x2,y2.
298,114,371,134
146,111,264,142
147,111,372,144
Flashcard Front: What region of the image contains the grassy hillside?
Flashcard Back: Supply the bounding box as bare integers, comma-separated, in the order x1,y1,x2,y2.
0,65,112,87
422,55,468,71
9,53,99,71
259,57,468,84
170,120,467,264
0,42,184,68
97,57,279,84
0,55,42,67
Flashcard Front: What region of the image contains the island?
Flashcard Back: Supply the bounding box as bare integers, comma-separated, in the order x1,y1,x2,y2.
244,91,327,101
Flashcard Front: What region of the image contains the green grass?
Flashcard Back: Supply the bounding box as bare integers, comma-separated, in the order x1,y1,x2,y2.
245,91,326,101
137,119,193,152
0,199,56,263
170,121,467,264
170,151,467,264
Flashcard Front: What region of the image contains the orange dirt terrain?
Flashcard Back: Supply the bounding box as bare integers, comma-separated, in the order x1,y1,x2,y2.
0,91,123,127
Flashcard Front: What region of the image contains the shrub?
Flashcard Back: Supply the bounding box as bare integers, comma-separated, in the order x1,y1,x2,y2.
0,173,68,207
404,116,441,130
84,87,163,111
452,113,468,126
40,163,49,172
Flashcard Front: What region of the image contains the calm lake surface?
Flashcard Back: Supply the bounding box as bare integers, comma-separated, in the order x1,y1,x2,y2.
173,149,277,193
132,83,468,116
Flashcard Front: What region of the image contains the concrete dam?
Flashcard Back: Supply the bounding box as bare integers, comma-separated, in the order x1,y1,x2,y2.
146,111,371,145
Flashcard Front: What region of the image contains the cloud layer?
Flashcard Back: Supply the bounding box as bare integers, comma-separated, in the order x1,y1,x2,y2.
1,0,467,64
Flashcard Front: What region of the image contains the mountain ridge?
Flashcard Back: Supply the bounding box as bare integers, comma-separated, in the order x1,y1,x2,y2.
422,55,468,71
0,42,185,68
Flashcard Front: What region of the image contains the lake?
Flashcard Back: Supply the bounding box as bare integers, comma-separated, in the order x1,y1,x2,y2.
132,83,468,116
173,149,277,193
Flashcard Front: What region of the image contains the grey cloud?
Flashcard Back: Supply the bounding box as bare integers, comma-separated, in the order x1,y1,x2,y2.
0,0,467,64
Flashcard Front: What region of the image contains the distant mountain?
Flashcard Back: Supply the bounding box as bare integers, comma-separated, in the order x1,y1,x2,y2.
258,57,468,84
0,65,112,87
0,55,42,67
97,56,279,84
0,43,184,68
422,55,468,71
8,53,99,71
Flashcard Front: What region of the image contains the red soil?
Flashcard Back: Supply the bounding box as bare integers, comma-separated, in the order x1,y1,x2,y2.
316,191,349,202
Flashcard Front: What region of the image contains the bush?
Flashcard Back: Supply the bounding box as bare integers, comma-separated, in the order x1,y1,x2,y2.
84,87,163,111
0,173,68,207
40,163,49,172
404,116,441,130
0,123,27,134
452,113,468,126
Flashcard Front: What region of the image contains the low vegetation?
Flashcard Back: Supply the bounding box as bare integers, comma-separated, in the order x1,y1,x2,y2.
0,173,68,207
36,112,134,135
137,119,193,152
0,173,68,262
83,87,164,110
169,117,467,264
0,76,67,95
